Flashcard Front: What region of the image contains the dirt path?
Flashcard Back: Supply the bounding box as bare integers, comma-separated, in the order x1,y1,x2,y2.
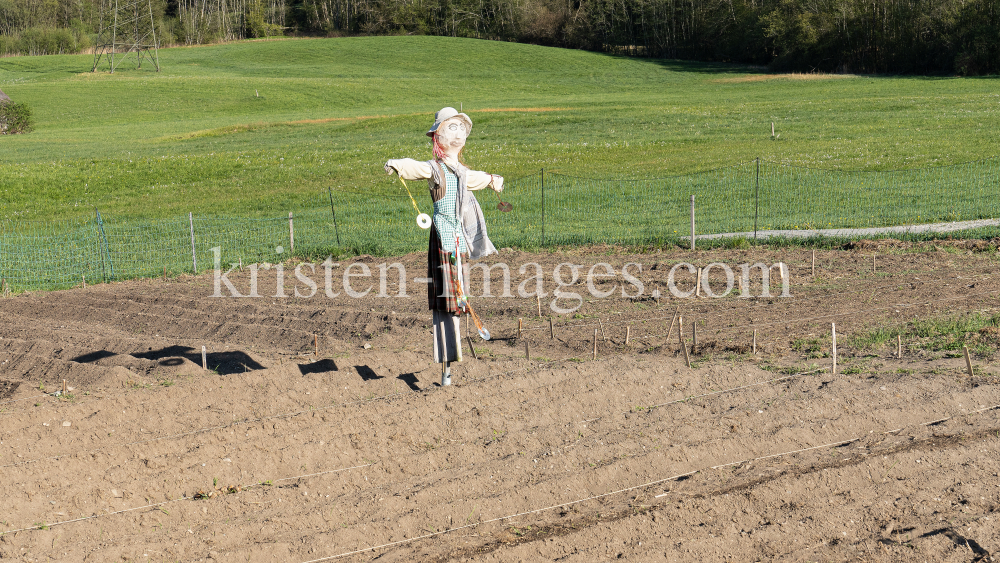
1,241,998,562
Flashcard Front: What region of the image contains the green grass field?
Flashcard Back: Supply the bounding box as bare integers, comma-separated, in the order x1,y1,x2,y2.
2,36,999,222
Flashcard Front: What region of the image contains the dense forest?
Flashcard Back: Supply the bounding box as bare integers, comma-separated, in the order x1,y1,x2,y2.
0,0,997,75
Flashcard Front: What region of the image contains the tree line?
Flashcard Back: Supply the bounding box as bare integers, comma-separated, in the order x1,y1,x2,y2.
0,0,997,75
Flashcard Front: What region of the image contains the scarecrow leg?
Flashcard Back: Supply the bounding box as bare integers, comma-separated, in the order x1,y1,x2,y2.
441,361,451,386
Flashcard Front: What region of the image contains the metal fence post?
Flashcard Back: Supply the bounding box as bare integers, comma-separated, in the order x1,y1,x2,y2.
541,168,546,247
91,209,117,281
95,208,107,282
189,212,197,274
690,195,696,250
328,188,341,246
754,157,760,242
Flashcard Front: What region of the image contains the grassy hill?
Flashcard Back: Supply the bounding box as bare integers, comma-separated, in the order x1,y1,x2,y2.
1,36,998,220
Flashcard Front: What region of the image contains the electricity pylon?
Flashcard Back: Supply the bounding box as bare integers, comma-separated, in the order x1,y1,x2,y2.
92,0,160,73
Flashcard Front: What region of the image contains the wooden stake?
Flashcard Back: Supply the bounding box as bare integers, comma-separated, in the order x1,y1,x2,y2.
468,335,479,360
831,323,837,375
82,274,86,288
963,346,974,377
536,295,541,317
625,326,631,346
202,345,208,370
525,340,530,361
695,267,702,297
679,316,691,368
314,333,318,356
752,329,757,355
289,212,295,254
549,318,554,340
62,379,67,394
692,318,698,350
812,250,816,277
599,319,607,341
897,334,902,359
163,265,166,280
665,307,679,344
873,253,876,274
517,317,522,339
593,329,598,360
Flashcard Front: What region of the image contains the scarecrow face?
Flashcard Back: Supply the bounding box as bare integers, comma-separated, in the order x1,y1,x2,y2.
436,117,469,153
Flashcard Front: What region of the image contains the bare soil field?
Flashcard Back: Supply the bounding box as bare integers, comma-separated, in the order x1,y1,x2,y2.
1,241,999,562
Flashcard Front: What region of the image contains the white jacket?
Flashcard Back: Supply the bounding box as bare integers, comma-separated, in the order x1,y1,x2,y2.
385,158,501,259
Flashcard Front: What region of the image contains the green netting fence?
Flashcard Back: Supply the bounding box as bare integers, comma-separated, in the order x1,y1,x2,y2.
2,157,998,292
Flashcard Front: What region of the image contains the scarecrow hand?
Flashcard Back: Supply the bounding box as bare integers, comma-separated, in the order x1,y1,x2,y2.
491,175,504,193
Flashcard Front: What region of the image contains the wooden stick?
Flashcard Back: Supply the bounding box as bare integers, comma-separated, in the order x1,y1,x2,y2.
873,253,876,274
468,335,479,360
599,319,607,341
525,340,530,361
62,379,67,394
692,318,698,350
289,212,295,254
665,307,679,346
963,346,974,377
314,333,318,356
831,323,837,375
679,316,691,368
549,318,554,340
625,326,631,346
82,274,86,288
897,334,902,359
517,317,522,339
163,265,167,281
536,295,541,317
695,267,702,298
752,328,757,355
202,345,208,370
593,329,598,360
811,250,815,277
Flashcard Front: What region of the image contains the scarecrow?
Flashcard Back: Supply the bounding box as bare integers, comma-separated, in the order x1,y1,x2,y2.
385,107,504,386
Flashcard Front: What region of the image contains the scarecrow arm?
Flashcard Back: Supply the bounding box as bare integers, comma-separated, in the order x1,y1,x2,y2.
384,158,432,180
468,171,504,193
